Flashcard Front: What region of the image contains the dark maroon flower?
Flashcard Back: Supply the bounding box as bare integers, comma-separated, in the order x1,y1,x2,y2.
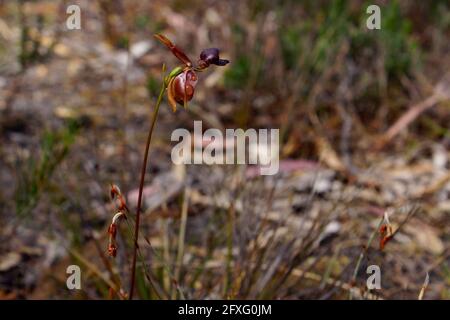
154,34,229,111
199,48,230,67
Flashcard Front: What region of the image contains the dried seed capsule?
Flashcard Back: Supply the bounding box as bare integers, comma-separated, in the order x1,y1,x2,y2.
108,243,117,257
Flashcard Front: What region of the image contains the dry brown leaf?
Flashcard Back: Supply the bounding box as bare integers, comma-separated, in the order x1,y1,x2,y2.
316,137,346,172
404,221,444,255
0,252,21,272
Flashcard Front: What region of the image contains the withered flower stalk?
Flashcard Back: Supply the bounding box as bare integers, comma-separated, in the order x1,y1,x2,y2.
107,184,128,258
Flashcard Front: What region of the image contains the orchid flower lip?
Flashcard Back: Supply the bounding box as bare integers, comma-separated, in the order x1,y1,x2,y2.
199,47,230,67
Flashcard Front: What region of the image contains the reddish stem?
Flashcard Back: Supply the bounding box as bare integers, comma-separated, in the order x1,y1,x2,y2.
129,84,166,299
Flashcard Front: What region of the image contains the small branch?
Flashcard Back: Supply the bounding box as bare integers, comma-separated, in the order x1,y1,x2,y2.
377,95,439,149
377,76,450,150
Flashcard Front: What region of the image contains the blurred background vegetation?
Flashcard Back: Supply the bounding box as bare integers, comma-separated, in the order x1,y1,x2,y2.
0,0,449,299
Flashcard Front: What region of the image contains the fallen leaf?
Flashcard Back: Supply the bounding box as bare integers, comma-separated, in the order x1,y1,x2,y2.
404,221,444,255
0,252,21,272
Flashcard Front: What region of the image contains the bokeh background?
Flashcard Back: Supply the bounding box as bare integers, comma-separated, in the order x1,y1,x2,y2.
0,0,449,299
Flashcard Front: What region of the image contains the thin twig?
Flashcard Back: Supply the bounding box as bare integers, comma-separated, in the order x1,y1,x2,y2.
69,248,120,295
418,272,430,300
377,95,440,149
349,218,383,300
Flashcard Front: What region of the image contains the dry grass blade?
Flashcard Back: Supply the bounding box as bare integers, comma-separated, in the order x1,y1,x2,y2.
173,187,190,299
68,248,121,296
418,272,430,300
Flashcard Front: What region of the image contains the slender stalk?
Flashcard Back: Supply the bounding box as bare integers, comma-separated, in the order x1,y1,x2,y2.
224,202,235,298
162,218,171,294
349,218,383,300
129,83,166,299
418,272,429,300
173,187,190,298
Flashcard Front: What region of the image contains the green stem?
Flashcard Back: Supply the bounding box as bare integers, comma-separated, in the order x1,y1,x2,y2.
129,83,166,299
